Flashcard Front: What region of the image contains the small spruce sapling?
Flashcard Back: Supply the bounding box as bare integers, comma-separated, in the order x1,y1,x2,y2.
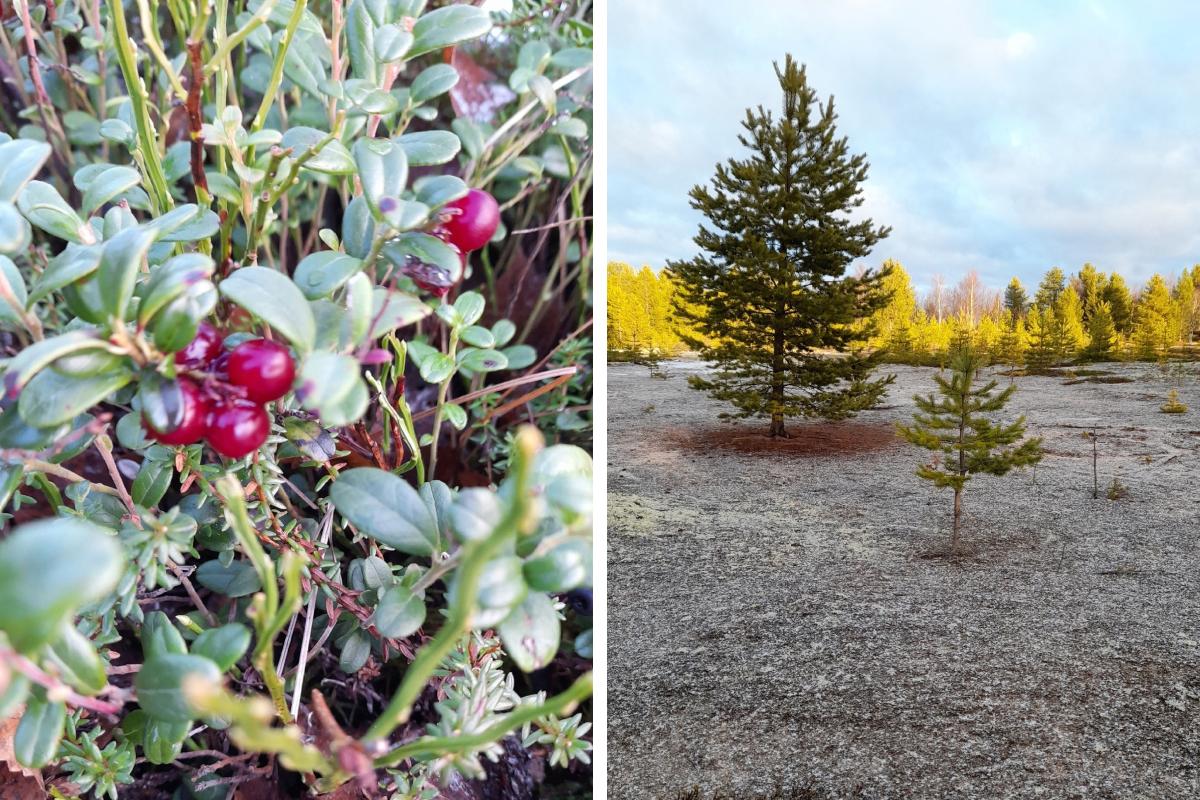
897,348,1043,551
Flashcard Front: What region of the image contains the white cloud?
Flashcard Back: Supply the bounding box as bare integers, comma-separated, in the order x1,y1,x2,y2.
1005,31,1035,58
610,1,1200,287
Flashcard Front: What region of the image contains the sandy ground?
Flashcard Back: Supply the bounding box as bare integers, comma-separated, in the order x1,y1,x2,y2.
607,360,1200,800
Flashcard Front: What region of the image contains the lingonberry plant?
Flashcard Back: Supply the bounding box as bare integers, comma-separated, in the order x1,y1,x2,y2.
0,0,592,796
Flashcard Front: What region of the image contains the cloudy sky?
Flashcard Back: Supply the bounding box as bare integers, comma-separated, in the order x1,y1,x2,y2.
608,0,1200,294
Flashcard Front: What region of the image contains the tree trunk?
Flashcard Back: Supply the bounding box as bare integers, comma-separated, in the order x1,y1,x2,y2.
954,398,966,552
768,315,786,437
951,487,962,552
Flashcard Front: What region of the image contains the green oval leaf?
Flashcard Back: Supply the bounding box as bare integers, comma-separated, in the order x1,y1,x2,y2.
383,231,464,282
353,138,408,218
369,288,432,339
0,201,31,254
523,538,591,593
194,559,263,597
134,653,220,723
294,251,364,299
396,131,461,166
143,718,188,765
328,468,438,555
338,629,371,673
411,63,459,104
44,622,108,695
14,692,66,769
141,610,188,660
132,458,172,508
409,5,492,59
295,352,366,425
279,127,355,175
371,583,425,639
0,140,51,203
0,255,27,327
97,226,155,320
219,266,316,354
341,196,376,259
81,165,141,216
17,181,94,244
18,363,133,428
497,591,560,672
138,252,215,326
373,23,413,63
414,174,467,210
0,518,124,653
452,555,526,629
4,330,107,395
28,243,101,303
191,624,251,672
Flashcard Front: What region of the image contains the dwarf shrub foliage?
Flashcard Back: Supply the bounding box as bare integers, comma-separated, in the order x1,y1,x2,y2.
0,0,592,795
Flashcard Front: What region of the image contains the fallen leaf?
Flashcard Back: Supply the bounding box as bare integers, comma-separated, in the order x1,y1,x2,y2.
448,48,516,124
0,708,45,798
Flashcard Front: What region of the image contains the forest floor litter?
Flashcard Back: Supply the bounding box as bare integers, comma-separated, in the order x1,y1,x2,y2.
608,360,1200,800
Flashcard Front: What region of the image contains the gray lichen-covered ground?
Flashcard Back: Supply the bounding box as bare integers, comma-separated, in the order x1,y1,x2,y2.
608,360,1200,800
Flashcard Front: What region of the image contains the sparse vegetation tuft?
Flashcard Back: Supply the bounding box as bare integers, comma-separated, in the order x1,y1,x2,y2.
1161,389,1188,413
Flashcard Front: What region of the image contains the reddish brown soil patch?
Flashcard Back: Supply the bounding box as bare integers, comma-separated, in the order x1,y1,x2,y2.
663,420,899,457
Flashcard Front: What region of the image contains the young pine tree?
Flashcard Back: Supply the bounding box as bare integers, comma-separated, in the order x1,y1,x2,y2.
670,56,893,437
897,348,1043,551
1023,305,1056,372
1084,300,1117,361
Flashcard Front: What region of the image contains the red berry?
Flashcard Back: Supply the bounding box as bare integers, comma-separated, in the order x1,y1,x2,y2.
227,339,295,403
439,189,499,252
205,400,269,459
175,322,223,369
145,377,209,446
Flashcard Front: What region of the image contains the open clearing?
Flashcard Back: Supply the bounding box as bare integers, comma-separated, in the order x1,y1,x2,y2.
608,360,1200,799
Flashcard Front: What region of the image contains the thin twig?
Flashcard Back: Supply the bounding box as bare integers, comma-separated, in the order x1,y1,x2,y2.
1,647,124,715
94,432,140,524
169,563,217,626
510,215,593,234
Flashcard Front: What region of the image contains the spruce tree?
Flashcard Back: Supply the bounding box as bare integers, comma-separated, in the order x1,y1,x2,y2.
1034,267,1066,310
1003,278,1028,326
897,348,1043,552
670,56,893,436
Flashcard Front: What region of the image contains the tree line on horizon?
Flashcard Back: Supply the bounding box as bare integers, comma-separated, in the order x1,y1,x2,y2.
609,258,1200,367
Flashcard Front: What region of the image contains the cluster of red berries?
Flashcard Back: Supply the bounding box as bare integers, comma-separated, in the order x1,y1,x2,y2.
408,189,500,297
144,323,296,459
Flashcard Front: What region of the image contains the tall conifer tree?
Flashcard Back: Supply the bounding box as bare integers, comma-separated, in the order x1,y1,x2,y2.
1103,273,1134,334
1034,267,1066,310
671,56,893,436
1003,278,1028,326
